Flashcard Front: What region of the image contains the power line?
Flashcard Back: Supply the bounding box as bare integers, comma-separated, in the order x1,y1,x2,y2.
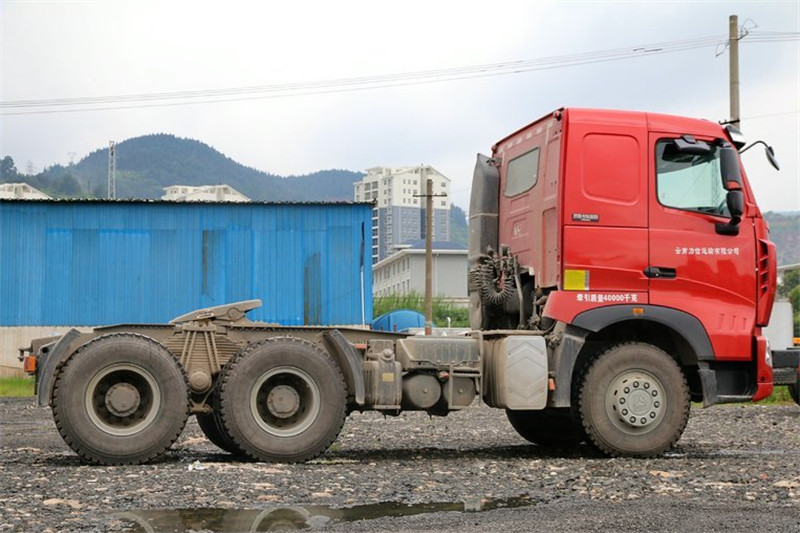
2,32,798,116
742,110,800,120
1,34,730,109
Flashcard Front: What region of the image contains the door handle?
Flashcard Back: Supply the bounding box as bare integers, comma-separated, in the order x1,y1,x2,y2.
644,266,677,279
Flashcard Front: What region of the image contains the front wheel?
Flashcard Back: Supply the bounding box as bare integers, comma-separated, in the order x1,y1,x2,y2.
218,337,347,462
579,342,689,457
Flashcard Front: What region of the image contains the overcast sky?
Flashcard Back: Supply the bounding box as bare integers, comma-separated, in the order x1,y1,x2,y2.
1,1,798,212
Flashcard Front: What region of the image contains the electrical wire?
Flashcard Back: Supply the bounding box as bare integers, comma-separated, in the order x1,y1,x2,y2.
2,31,798,116
742,110,800,120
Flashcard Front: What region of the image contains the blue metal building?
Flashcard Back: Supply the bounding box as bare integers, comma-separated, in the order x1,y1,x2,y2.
0,200,372,327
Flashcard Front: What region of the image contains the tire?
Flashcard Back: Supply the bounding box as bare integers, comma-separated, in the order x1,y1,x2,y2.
506,408,585,448
196,400,243,455
52,333,190,465
789,383,800,406
197,359,245,455
579,342,689,458
218,336,347,462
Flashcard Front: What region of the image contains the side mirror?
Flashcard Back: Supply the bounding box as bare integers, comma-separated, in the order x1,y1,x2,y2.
765,145,780,171
715,190,743,236
719,145,742,191
740,140,781,171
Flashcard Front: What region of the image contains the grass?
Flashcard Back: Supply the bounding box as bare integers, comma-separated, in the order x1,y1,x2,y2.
756,385,796,405
373,292,469,328
0,377,35,397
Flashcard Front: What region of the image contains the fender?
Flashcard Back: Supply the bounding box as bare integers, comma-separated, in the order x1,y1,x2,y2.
36,328,82,407
321,329,366,406
572,305,714,360
550,305,714,408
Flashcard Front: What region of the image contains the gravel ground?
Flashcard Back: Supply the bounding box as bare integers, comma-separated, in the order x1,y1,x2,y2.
1,397,799,532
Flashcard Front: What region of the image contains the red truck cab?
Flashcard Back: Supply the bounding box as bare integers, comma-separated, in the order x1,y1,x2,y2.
469,108,778,413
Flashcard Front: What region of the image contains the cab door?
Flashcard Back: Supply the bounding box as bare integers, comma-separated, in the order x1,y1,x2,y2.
647,134,756,360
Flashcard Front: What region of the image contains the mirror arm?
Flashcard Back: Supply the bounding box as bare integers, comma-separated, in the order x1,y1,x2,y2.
739,140,768,153
715,222,740,236
740,140,780,171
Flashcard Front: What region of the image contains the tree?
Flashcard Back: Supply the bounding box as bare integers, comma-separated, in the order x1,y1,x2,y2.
778,269,800,298
450,204,468,246
56,173,83,196
1,156,18,182
780,269,800,337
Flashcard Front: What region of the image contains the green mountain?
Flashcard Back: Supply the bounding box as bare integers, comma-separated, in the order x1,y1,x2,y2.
764,211,800,266
2,134,471,243
30,134,363,202
450,204,468,245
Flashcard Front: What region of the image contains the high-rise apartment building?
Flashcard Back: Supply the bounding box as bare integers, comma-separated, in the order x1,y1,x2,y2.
354,166,450,263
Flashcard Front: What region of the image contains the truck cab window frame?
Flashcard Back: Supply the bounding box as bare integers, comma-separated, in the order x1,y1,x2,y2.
655,138,729,217
504,146,540,197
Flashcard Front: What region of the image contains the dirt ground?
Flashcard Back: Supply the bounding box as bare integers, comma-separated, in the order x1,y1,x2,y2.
1,397,799,532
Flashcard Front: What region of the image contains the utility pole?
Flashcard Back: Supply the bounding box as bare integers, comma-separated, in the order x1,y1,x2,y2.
107,141,116,199
415,166,447,336
424,175,434,336
729,14,740,126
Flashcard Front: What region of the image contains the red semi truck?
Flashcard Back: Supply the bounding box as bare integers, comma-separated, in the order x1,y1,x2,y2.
21,107,797,465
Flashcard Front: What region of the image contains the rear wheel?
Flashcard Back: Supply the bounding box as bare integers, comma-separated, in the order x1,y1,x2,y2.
52,333,189,465
789,383,800,406
219,337,347,462
196,393,242,455
579,342,689,457
506,408,585,448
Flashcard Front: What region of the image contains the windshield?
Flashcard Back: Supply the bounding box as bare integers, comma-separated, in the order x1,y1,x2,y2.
655,140,728,216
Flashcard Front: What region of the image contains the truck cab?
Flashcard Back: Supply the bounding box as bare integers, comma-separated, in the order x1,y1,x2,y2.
469,108,778,423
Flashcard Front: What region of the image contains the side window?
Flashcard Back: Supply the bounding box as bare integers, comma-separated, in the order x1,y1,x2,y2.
505,147,540,197
655,139,727,216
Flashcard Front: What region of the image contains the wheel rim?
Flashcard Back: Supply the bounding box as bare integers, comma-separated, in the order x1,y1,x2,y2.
605,369,665,434
85,363,161,436
250,367,320,437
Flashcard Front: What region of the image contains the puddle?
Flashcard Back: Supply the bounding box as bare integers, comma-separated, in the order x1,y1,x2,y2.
115,497,533,532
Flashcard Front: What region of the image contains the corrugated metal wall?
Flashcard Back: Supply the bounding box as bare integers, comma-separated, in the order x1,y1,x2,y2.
0,201,372,326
